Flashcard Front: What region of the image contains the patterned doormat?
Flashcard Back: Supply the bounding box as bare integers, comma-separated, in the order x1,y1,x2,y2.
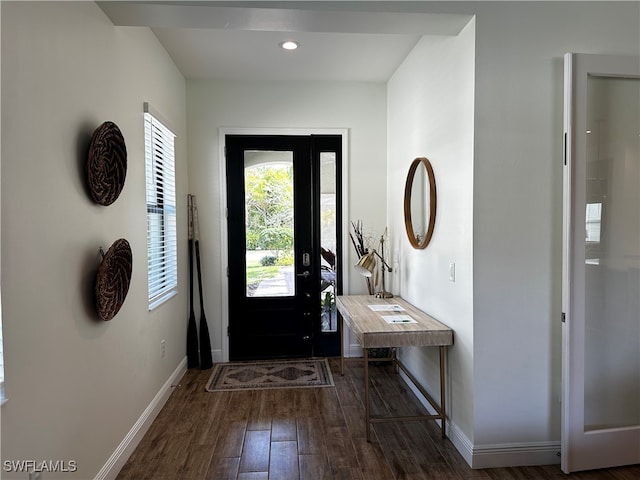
205,358,334,392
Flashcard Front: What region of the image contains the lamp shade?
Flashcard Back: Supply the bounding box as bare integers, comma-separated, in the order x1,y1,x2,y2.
354,252,376,277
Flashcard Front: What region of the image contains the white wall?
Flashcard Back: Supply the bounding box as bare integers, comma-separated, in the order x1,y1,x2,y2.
186,80,387,359
1,2,187,478
470,0,639,457
387,0,639,468
387,19,476,446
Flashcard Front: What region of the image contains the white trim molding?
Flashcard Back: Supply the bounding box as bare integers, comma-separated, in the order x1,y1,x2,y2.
94,358,187,480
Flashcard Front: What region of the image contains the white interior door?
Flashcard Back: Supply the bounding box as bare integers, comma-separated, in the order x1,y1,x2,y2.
562,53,640,473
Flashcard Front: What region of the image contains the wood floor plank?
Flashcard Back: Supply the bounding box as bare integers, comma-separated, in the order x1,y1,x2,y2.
123,428,168,465
187,395,224,447
412,460,461,480
322,425,361,474
180,443,216,480
374,423,425,479
484,466,544,479
316,386,349,429
351,438,396,480
272,417,297,442
292,388,319,417
146,431,194,479
340,404,367,439
238,429,271,473
247,388,272,431
296,416,325,455
372,366,430,418
212,420,247,458
204,456,239,480
269,388,299,419
299,454,329,479
226,390,256,421
400,421,447,461
328,466,365,479
237,472,269,480
332,367,361,408
609,465,640,480
269,441,299,480
345,363,392,418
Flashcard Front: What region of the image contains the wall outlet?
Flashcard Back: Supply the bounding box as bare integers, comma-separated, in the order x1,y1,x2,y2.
161,339,166,358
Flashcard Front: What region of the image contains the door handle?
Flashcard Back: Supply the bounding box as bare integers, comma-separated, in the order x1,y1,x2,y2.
297,271,311,278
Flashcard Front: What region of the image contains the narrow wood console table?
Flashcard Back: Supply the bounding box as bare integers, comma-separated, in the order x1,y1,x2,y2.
336,295,453,441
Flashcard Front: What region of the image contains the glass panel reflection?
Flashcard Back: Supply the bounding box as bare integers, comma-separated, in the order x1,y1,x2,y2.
320,152,338,332
410,162,429,244
584,76,640,430
244,150,295,297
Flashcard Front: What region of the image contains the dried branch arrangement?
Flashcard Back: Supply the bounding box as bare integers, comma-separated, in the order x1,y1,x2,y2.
349,220,375,294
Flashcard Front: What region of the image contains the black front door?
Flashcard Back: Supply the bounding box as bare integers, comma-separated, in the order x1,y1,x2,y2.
226,134,342,360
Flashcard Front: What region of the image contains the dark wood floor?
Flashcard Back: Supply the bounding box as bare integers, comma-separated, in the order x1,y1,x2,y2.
117,358,640,480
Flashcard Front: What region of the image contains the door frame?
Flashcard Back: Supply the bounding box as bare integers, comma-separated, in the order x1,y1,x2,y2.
218,127,350,362
562,53,640,473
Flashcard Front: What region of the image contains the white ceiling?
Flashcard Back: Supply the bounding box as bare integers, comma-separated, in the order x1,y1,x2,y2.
98,1,472,82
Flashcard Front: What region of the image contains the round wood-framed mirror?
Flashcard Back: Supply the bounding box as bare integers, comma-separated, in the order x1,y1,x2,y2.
403,157,437,249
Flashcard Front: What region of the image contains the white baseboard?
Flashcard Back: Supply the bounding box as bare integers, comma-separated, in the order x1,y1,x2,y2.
447,420,474,467
444,421,560,469
94,357,188,480
212,349,223,363
346,344,363,358
470,441,561,469
397,370,560,469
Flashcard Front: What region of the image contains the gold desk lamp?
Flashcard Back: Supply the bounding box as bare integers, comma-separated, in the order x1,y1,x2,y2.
354,232,393,298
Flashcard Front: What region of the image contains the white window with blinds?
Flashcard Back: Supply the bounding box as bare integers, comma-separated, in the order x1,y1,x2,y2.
144,105,177,309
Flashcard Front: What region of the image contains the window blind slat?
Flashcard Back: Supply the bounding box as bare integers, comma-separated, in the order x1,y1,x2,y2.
144,111,177,308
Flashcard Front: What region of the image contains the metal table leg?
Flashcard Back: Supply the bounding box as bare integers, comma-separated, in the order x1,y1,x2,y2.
440,345,446,439
364,347,371,441
340,313,345,376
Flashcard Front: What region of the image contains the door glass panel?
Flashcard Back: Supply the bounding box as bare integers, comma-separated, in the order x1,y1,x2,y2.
244,150,295,297
584,76,640,430
320,152,338,332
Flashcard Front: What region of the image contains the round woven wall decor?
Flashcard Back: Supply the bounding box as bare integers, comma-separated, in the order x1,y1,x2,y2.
95,238,132,321
87,121,127,206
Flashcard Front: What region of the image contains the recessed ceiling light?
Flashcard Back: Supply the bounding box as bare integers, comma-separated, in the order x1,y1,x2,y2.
280,41,299,51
